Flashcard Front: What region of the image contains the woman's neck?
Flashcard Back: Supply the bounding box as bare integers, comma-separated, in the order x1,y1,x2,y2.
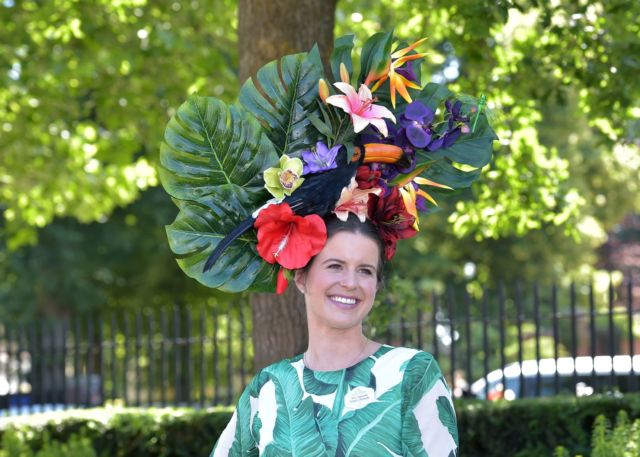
304,326,379,371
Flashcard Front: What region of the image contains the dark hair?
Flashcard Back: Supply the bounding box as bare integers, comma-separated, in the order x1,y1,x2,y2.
302,213,386,287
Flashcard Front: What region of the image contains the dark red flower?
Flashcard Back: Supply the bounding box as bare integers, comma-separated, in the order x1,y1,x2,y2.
254,203,327,269
368,187,417,259
356,165,381,189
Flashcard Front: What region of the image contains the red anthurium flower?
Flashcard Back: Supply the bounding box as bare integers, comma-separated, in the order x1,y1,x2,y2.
368,187,417,259
254,203,327,269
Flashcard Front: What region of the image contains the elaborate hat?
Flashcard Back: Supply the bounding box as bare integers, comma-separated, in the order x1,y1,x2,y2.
159,32,496,294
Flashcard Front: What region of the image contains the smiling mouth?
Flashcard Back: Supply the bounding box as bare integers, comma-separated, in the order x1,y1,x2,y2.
329,295,358,306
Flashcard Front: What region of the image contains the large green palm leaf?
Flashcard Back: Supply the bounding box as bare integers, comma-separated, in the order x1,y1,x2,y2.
239,47,324,157
159,96,279,292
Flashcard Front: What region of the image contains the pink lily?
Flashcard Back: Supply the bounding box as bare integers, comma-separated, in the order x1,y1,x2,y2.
326,82,396,136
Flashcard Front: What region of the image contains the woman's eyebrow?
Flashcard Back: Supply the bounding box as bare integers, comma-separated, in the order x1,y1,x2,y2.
322,258,345,265
322,258,376,269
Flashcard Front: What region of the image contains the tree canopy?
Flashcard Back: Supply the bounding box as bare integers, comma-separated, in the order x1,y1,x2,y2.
1,0,638,319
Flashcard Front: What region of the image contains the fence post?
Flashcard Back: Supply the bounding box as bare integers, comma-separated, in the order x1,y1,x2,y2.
147,310,155,406
551,283,559,394
628,272,636,391
498,283,506,396
533,283,541,396
515,282,524,398
481,288,490,400
608,276,616,389
200,306,206,408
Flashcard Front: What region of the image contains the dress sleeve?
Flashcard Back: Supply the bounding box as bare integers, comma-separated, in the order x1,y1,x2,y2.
210,382,259,457
400,352,458,457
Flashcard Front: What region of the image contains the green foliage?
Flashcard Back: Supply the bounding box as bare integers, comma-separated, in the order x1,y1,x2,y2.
160,96,279,292
1,0,639,314
0,409,233,457
330,34,355,82
555,411,640,457
334,0,640,290
0,429,96,457
239,48,325,157
160,43,329,292
0,0,237,249
357,31,393,83
3,395,640,457
0,187,236,320
459,394,640,457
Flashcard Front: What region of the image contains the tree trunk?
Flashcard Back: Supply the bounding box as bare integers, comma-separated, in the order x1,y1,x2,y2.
238,0,336,81
237,0,337,369
250,287,308,370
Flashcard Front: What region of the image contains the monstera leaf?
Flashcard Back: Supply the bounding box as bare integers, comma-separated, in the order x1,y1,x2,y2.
239,47,324,157
159,95,279,292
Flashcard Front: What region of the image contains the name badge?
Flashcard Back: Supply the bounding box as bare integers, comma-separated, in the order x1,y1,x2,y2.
344,386,375,410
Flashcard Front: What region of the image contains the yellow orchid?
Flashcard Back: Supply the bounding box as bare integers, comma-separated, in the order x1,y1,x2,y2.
263,155,305,199
364,37,428,108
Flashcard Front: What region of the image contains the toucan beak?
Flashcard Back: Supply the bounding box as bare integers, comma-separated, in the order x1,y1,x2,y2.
354,143,405,164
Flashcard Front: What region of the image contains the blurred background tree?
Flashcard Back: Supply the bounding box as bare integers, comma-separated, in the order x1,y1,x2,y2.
1,0,638,330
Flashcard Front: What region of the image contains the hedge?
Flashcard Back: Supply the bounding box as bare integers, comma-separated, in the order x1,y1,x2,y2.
459,394,640,457
1,394,640,456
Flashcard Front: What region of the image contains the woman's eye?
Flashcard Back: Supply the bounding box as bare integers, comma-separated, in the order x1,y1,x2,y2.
328,264,341,270
359,268,374,276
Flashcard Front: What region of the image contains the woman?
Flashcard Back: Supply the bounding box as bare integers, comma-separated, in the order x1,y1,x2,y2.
158,28,492,457
210,214,459,457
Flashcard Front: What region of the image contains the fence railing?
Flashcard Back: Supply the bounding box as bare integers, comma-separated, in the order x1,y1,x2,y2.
375,274,639,400
0,304,252,415
0,274,637,415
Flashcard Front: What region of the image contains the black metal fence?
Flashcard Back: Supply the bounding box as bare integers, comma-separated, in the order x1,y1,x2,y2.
0,304,252,415
0,274,637,415
376,273,639,400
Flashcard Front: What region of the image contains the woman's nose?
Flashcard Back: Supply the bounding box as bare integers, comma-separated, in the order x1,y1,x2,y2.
339,270,357,288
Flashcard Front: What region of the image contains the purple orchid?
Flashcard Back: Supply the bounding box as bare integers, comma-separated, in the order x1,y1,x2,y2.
426,128,462,151
400,101,435,148
301,142,341,175
445,99,470,123
445,99,472,134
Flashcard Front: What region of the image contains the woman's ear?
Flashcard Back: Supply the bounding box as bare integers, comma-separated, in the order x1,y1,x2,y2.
294,270,306,294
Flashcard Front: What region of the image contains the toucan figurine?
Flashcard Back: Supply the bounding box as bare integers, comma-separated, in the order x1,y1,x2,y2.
203,143,406,272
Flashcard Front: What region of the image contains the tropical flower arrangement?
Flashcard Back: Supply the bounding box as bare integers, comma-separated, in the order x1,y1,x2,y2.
159,31,497,293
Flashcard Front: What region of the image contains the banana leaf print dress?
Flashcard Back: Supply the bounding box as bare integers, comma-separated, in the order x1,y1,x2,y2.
211,345,458,457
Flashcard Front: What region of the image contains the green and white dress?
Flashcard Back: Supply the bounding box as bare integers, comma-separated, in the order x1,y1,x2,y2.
210,345,458,457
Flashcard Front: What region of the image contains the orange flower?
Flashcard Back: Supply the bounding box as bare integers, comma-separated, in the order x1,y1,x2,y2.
365,37,428,108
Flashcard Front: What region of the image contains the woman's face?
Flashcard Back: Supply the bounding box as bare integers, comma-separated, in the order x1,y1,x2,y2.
295,231,380,332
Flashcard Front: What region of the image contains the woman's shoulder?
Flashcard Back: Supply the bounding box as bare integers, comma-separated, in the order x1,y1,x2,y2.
242,354,304,393
374,345,440,369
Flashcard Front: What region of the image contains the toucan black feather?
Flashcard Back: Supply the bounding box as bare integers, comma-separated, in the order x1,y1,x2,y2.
203,217,254,272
